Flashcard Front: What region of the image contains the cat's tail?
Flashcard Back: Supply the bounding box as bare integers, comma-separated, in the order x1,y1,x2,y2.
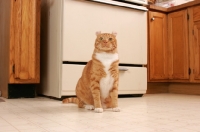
62,97,79,104
62,97,84,108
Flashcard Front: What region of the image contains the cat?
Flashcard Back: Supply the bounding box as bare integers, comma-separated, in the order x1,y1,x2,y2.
63,31,120,113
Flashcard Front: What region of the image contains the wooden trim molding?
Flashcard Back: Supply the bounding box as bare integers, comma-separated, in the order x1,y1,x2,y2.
147,83,169,94
169,83,200,95
147,82,200,95
0,0,11,98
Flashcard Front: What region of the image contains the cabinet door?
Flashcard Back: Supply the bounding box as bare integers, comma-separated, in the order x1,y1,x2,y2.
148,11,168,81
192,6,200,81
9,0,40,83
168,10,189,80
193,22,200,80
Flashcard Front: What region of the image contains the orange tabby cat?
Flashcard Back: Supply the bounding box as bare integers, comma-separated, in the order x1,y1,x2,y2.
63,31,120,113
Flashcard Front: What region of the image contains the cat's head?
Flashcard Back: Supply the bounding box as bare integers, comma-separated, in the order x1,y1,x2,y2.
95,31,117,52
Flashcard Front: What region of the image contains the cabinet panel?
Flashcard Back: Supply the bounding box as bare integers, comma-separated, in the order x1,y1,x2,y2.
193,6,200,22
168,10,189,80
193,22,200,80
192,5,200,81
9,0,40,83
19,0,37,80
188,5,200,83
148,11,168,81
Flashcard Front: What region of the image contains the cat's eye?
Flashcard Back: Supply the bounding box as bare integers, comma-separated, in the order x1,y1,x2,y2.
100,37,103,40
109,38,112,41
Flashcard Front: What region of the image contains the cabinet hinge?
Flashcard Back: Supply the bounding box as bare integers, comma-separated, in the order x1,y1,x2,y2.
189,68,191,75
187,14,189,20
12,64,15,74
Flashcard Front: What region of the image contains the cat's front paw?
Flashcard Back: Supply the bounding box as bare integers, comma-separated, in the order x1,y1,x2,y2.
112,107,120,112
94,108,103,113
85,105,94,110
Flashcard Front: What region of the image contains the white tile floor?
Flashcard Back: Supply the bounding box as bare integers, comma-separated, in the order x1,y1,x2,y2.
0,93,200,132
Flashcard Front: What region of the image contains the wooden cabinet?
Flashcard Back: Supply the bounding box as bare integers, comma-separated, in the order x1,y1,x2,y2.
168,10,189,80
148,11,168,81
0,0,40,98
148,7,200,83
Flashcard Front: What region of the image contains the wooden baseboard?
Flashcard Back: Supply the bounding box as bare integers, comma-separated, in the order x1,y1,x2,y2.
147,82,200,95
169,83,200,95
147,83,169,94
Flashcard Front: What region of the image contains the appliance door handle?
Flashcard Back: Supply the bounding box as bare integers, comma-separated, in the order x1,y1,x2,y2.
89,0,148,11
119,67,129,71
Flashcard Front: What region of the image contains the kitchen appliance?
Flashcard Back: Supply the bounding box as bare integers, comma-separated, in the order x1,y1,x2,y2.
39,0,148,98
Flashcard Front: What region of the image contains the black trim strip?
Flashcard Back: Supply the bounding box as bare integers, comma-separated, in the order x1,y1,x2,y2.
87,0,148,12
119,64,143,67
63,61,87,65
62,61,143,67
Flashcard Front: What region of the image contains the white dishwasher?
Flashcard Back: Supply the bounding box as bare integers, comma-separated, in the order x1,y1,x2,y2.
39,0,148,98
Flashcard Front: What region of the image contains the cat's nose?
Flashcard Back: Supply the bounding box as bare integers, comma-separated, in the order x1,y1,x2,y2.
102,43,109,47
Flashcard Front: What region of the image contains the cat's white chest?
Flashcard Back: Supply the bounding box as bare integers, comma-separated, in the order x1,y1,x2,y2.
95,52,119,99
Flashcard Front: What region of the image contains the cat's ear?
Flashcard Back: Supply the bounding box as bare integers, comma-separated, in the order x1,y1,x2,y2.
112,31,117,37
96,31,101,36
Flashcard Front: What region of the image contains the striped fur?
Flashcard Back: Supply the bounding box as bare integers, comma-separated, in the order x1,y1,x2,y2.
62,97,84,108
62,97,78,104
63,32,120,113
